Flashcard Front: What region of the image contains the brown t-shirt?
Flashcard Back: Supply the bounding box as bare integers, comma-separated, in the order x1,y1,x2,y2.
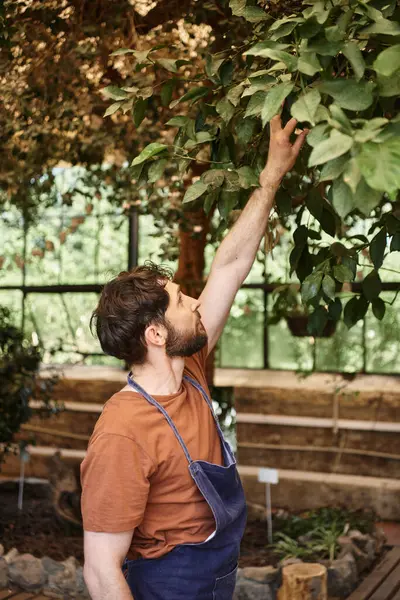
80,346,223,560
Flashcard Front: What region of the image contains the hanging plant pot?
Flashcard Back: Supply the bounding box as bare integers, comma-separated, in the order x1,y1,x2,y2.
286,315,337,338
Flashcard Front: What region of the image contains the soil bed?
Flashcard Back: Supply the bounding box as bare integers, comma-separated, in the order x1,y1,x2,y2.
0,481,278,567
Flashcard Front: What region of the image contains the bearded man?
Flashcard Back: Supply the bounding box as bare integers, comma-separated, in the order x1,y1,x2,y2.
81,115,307,600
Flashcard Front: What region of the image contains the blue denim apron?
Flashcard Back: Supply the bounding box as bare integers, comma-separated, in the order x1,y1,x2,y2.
122,372,247,599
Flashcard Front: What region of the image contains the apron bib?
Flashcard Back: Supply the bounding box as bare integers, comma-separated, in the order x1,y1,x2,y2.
122,372,247,599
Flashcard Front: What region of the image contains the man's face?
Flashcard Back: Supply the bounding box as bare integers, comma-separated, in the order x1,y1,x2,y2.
163,281,208,357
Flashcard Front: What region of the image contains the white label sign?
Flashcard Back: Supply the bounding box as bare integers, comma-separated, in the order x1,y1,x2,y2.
258,467,279,485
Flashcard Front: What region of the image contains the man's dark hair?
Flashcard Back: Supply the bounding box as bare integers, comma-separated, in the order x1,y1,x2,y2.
90,261,174,365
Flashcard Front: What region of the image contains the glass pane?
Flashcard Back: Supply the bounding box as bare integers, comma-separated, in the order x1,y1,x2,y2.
60,215,98,283
139,214,178,272
315,319,364,373
0,290,23,329
24,293,101,362
0,205,24,286
366,292,400,373
268,317,314,371
97,215,129,281
25,215,62,286
217,289,264,368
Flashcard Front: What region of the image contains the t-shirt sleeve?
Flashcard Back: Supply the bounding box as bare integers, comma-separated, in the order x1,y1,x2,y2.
80,432,155,533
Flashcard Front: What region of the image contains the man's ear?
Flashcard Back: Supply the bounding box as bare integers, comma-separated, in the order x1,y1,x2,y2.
144,323,167,348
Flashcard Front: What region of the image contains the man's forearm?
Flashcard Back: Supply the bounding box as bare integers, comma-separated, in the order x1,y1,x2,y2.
212,176,279,276
84,565,133,600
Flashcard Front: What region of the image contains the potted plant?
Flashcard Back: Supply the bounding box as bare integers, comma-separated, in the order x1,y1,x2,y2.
268,284,336,338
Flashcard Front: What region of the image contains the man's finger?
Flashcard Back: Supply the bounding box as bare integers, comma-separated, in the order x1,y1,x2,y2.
292,129,308,154
283,117,298,136
270,114,282,134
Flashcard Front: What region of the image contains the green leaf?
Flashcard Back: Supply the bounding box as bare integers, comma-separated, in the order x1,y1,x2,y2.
229,0,246,16
319,80,374,111
308,306,329,337
166,116,190,127
331,179,354,218
237,166,259,189
298,52,322,76
329,104,352,134
226,83,245,106
244,91,267,118
372,297,386,321
131,143,168,166
216,98,235,123
357,138,400,194
261,83,294,127
205,55,225,78
245,41,290,56
377,69,400,97
307,123,329,148
223,171,241,192
333,264,354,282
309,130,353,167
170,87,209,109
351,179,382,216
103,102,122,117
328,298,342,321
320,205,337,237
362,270,382,301
306,187,323,220
147,159,167,183
307,40,342,56
156,58,178,73
203,190,219,215
236,118,257,145
344,296,369,329
361,19,400,36
110,48,136,56
202,169,225,189
160,81,174,107
319,155,348,182
373,44,400,77
220,61,234,86
183,181,209,204
370,228,386,270
322,275,336,301
354,118,389,143
391,232,400,252
245,47,297,71
133,98,147,127
343,158,361,194
101,86,129,100
270,21,300,40
243,6,268,22
218,190,240,219
343,42,365,81
301,271,323,303
290,89,321,125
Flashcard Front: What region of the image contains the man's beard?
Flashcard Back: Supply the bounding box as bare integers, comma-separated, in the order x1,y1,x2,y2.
165,319,208,358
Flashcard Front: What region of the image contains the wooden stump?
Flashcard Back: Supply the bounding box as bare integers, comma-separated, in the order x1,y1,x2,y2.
278,563,327,600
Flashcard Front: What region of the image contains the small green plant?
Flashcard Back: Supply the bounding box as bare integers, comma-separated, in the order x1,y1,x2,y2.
268,284,305,324
271,506,376,563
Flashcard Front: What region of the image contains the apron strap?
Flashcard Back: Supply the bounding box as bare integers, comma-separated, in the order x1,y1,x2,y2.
182,374,226,446
127,373,194,465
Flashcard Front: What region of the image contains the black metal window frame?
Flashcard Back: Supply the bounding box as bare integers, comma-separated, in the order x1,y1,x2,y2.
1,207,399,373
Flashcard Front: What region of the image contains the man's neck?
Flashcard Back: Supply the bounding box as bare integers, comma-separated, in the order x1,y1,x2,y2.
130,355,185,396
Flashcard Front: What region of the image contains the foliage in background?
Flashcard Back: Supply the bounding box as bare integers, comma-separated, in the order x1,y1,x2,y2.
107,0,400,335
0,306,59,465
272,506,376,562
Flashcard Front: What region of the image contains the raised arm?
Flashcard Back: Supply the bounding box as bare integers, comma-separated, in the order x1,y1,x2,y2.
199,116,308,353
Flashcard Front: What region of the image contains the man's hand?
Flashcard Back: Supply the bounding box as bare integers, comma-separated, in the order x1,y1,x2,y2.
260,115,308,189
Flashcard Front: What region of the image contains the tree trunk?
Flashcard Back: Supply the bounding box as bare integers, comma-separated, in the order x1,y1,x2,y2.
278,563,327,600
174,207,216,386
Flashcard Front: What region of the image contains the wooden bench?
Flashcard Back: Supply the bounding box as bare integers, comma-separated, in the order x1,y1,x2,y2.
347,547,400,600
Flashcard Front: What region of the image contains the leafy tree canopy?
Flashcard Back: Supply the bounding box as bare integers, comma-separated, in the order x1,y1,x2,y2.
104,0,400,333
